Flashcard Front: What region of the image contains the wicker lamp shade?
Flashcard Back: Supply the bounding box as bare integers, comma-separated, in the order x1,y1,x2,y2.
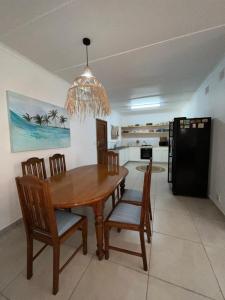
65,38,111,118
66,67,111,118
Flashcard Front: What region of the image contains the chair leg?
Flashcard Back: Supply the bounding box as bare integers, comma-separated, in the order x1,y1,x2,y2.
145,213,151,244
149,204,153,221
53,245,60,295
116,186,120,201
104,224,110,260
82,219,88,255
27,237,33,279
139,230,148,271
112,192,116,208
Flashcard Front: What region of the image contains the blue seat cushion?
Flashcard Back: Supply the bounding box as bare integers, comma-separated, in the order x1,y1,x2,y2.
55,210,82,236
121,189,142,203
109,203,141,225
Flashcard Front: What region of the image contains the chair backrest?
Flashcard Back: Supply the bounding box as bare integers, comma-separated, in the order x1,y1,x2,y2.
103,151,119,166
140,164,152,226
21,157,47,180
15,175,58,240
49,153,66,177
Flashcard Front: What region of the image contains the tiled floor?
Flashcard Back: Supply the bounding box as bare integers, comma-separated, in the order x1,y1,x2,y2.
1,162,225,299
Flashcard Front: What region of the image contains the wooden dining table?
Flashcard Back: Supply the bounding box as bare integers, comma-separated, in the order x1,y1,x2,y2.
48,164,129,260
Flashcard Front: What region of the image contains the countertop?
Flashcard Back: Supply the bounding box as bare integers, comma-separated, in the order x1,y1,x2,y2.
108,145,168,150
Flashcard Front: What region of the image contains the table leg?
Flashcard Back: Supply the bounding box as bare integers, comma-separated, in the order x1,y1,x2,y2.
92,201,104,260
120,178,126,196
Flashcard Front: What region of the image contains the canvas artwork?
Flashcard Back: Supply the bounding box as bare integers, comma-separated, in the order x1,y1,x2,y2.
7,91,71,152
111,125,119,140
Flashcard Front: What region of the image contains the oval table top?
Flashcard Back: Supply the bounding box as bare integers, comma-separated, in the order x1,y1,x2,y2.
48,164,129,208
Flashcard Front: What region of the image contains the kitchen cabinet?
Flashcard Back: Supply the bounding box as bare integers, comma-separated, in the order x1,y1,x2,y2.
112,146,169,164
119,148,125,166
128,147,140,161
113,147,129,166
152,147,168,163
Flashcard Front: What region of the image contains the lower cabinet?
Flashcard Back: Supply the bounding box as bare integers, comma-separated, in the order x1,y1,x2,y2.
113,146,168,165
152,147,168,163
128,147,140,161
118,148,129,166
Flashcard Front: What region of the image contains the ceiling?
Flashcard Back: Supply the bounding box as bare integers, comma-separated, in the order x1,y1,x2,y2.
1,0,225,114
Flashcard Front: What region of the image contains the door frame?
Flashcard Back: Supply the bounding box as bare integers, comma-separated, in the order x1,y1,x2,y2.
96,119,108,164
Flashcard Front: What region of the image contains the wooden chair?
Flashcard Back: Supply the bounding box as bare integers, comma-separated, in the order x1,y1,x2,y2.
21,157,47,180
104,169,151,271
49,153,66,177
103,150,119,166
15,175,87,295
103,151,120,207
120,160,153,222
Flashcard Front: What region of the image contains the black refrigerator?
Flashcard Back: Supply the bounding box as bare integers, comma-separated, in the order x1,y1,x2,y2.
168,117,211,197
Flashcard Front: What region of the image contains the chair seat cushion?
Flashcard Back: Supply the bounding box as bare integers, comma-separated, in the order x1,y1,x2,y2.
121,189,142,203
55,210,82,236
109,203,141,225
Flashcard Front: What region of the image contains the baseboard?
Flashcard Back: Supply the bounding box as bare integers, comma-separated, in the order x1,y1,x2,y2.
0,218,22,237
208,194,225,216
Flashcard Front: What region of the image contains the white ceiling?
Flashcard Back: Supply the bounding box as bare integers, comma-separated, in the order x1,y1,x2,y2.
1,0,225,114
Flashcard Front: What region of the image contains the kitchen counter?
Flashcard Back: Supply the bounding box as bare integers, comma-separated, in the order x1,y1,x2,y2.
108,146,129,150
108,145,168,150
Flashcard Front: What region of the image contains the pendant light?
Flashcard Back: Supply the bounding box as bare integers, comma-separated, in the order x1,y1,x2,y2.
65,38,111,118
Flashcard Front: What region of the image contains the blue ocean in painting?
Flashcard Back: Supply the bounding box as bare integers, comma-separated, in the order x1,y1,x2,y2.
9,110,71,152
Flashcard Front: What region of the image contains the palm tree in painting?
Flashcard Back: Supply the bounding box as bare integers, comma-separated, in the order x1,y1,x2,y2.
33,114,44,126
48,109,58,127
43,114,51,127
22,113,32,122
59,115,67,128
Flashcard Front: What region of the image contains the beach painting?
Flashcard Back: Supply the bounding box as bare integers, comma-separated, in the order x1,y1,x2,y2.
7,91,71,152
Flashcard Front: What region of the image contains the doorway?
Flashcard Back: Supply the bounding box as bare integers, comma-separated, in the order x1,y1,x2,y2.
96,119,108,164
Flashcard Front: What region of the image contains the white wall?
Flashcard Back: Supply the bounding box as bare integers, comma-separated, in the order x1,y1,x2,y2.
181,55,225,214
105,110,122,149
0,43,98,230
121,110,183,126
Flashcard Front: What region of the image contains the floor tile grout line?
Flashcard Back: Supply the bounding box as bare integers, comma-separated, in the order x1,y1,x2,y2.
0,241,60,295
154,206,191,216
150,275,220,300
106,258,149,277
153,230,202,245
0,291,9,300
1,245,91,300
149,167,224,300
203,242,225,252
0,266,26,295
0,242,60,295
153,230,202,244
68,254,94,300
188,210,225,300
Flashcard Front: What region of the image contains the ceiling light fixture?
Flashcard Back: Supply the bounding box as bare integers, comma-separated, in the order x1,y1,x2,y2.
65,38,111,118
131,103,161,110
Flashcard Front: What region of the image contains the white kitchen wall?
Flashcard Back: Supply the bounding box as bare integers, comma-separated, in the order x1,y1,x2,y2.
0,43,98,230
120,110,183,146
121,110,183,126
181,55,225,214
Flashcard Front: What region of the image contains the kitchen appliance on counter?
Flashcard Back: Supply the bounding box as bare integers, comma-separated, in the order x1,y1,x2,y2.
159,136,168,146
140,146,152,160
168,117,211,197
